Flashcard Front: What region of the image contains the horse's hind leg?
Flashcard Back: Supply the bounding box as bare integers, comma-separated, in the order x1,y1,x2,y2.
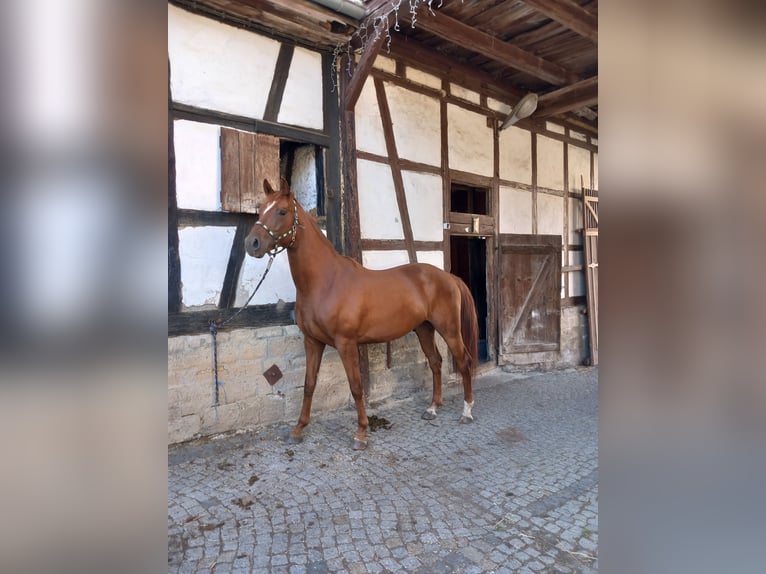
415,322,443,420
289,335,325,443
440,331,475,424
336,339,369,450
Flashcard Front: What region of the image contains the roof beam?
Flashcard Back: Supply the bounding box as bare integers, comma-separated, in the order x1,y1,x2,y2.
415,7,579,86
537,75,598,117
520,0,598,43
386,37,524,104
344,25,389,110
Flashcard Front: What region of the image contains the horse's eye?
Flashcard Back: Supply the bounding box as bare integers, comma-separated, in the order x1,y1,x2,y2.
278,209,287,216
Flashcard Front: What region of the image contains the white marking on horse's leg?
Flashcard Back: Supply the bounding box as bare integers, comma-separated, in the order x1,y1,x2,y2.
422,404,438,420
461,400,474,420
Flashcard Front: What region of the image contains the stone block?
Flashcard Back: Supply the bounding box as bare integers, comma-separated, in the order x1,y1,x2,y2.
253,326,284,339
268,335,305,358
168,413,201,444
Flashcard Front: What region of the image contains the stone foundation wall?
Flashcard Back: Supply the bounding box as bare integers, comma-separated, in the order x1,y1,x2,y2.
168,326,450,444
168,306,587,444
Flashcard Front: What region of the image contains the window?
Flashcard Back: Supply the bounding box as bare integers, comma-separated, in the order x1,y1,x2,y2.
451,183,489,215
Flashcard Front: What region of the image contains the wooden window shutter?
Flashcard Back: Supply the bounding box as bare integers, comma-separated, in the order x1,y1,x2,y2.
220,128,280,213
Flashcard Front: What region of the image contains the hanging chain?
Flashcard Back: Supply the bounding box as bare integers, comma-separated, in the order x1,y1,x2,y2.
209,255,275,407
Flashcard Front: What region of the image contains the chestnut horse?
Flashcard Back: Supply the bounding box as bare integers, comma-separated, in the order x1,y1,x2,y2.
245,178,479,450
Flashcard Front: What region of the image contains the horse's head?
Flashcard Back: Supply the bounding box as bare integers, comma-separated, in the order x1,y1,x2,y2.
245,177,299,258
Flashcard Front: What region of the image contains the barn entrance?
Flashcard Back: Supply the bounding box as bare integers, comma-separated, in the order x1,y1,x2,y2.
448,180,494,365
450,236,489,363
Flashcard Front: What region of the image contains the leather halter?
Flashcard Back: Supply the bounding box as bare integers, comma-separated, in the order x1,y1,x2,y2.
253,197,299,257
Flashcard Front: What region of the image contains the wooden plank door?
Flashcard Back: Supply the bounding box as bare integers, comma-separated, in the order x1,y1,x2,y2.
498,234,562,363
582,182,599,365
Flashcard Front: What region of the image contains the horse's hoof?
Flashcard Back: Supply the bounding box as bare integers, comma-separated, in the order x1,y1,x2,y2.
458,416,475,424
352,438,368,451
287,433,303,444
421,410,437,420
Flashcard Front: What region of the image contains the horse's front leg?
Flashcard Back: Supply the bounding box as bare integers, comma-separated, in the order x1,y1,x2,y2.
289,335,325,443
336,339,369,450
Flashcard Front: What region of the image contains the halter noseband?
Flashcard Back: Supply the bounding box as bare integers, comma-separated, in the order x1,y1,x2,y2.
253,197,300,257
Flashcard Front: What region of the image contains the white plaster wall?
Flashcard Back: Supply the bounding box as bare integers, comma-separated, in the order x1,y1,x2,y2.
405,67,441,90
362,250,409,270
386,84,441,166
174,120,220,211
569,270,585,297
357,160,404,240
562,273,567,299
546,121,565,134
178,226,235,307
499,186,533,234
594,153,599,189
448,104,493,176
569,250,584,267
278,47,323,130
536,135,564,190
236,251,296,306
450,84,480,104
416,251,444,269
568,144,592,192
373,55,396,73
290,146,318,213
499,126,532,184
487,97,511,115
168,4,280,119
537,193,564,236
402,171,443,241
355,79,387,156
570,130,587,142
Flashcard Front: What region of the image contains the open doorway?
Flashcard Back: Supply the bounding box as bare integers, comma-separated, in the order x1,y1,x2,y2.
450,236,489,363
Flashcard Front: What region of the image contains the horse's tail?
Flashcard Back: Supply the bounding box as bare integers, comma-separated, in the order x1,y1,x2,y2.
454,277,480,374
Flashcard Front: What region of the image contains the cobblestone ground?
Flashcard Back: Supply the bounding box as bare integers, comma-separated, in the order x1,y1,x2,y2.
168,367,598,573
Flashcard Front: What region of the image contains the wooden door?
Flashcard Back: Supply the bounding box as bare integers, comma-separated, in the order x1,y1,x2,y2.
498,234,562,363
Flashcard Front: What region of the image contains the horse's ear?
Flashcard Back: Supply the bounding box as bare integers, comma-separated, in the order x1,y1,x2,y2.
263,178,276,196
279,177,291,197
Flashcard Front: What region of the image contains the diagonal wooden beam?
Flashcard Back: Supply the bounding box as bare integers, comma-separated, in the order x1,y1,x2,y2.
344,23,389,111
415,7,579,86
263,43,294,122
537,75,598,117
374,77,417,264
520,0,598,43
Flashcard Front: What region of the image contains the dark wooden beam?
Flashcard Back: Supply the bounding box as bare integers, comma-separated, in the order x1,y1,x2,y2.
374,77,417,264
537,76,598,117
168,304,296,337
387,36,528,104
344,23,388,111
322,52,344,254
171,0,354,49
415,7,578,86
177,209,253,228
218,218,252,309
520,0,598,43
168,59,182,313
361,239,443,251
172,102,329,147
263,43,295,122
339,54,362,261
356,150,441,175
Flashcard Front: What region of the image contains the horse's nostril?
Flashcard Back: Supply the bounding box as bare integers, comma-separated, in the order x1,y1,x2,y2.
252,237,259,251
